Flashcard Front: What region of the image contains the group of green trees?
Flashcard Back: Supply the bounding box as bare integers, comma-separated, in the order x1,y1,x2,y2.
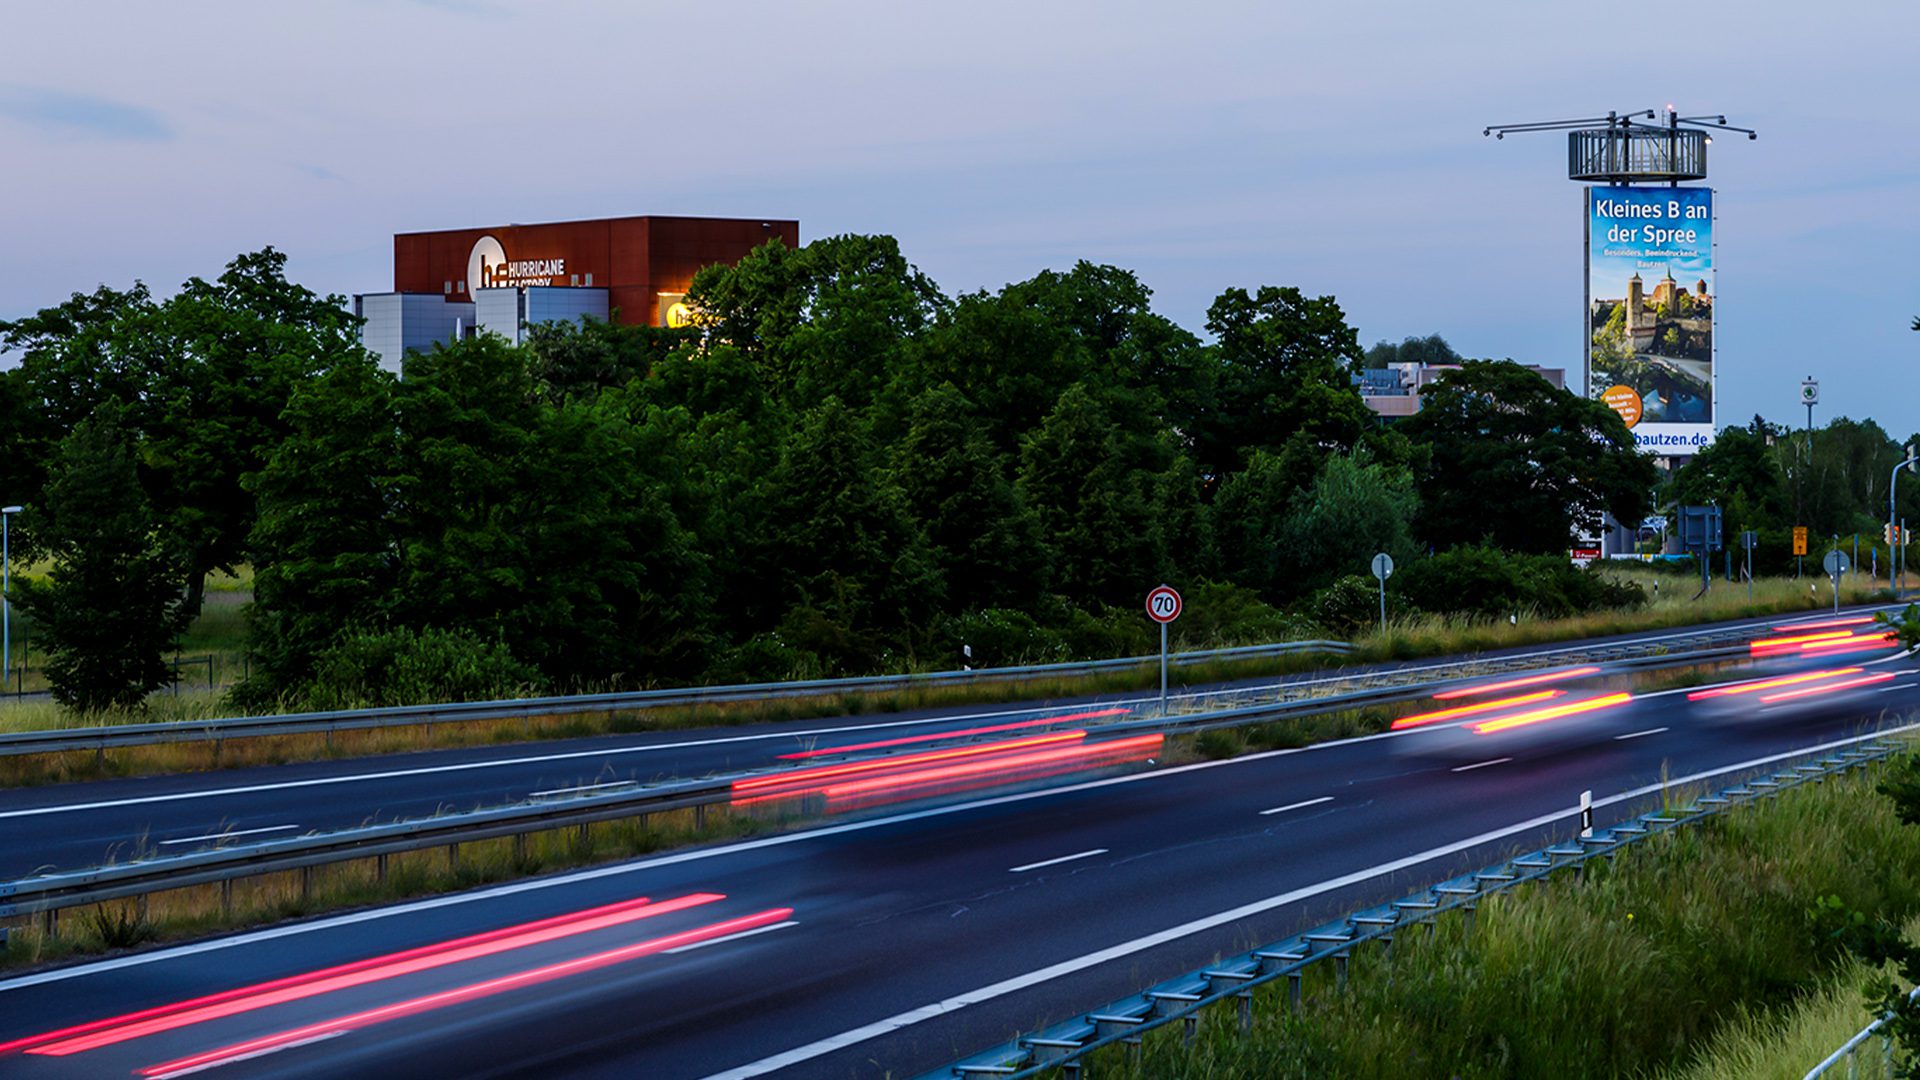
1,237,1660,710
1666,414,1920,575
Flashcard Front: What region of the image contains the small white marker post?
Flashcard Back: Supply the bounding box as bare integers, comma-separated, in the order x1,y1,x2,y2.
1145,585,1183,716
1579,789,1593,839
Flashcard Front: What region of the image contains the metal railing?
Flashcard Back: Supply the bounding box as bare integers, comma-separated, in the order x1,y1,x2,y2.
0,608,1807,760
1805,986,1918,1079
922,742,1903,1080
0,638,1779,931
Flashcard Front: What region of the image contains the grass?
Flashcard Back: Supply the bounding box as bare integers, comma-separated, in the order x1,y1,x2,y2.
1091,748,1920,1080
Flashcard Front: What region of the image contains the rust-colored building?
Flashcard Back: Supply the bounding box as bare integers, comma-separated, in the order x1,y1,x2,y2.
356,215,798,369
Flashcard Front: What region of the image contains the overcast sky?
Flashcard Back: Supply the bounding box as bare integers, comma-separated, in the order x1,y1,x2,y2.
3,1,1915,437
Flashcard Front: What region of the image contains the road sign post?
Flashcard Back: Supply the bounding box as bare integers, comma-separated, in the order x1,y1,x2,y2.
1822,547,1849,615
1741,529,1756,601
1371,553,1395,636
1145,585,1183,715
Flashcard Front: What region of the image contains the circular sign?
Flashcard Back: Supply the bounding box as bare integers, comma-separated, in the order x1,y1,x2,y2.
1822,550,1850,576
1371,553,1395,581
1800,379,1820,405
1145,585,1182,624
467,235,506,294
1602,385,1643,428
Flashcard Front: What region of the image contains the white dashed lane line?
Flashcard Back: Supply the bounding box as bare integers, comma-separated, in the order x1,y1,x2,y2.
1259,796,1333,816
1009,849,1108,873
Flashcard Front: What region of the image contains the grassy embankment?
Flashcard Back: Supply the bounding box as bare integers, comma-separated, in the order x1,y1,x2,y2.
0,567,1886,788
1092,751,1920,1080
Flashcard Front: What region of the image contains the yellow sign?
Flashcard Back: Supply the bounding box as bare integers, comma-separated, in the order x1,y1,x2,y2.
1792,526,1808,556
1602,384,1643,428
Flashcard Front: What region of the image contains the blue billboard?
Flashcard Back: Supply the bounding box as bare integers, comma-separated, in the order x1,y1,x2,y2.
1586,187,1714,452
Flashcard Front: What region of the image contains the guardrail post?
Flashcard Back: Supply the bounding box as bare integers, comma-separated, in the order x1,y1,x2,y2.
513,833,527,865
1288,971,1302,1011
448,844,460,873
221,878,233,917
41,907,55,939
376,853,388,884
300,866,312,902
575,822,590,850
694,805,707,831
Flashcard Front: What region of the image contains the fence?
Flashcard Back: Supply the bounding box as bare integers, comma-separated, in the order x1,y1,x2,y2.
1804,985,1919,1079
921,741,1903,1080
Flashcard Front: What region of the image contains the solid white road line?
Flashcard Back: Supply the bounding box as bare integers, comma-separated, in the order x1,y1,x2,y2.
158,825,298,847
8,719,1911,998
1613,727,1669,741
1449,757,1512,773
1008,849,1108,874
662,921,798,954
1877,683,1919,693
692,724,1920,1080
528,781,636,797
1259,796,1333,816
146,1031,346,1079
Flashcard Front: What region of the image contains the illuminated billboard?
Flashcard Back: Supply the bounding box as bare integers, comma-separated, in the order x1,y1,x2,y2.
1585,187,1714,452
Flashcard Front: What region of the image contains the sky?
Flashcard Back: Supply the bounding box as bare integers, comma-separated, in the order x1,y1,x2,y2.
3,1,1916,439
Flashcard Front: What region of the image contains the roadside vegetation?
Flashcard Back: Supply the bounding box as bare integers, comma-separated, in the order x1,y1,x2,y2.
1095,748,1920,1080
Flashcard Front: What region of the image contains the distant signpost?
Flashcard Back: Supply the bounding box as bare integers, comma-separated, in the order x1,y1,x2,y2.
1146,585,1182,715
1823,549,1850,615
1371,553,1394,635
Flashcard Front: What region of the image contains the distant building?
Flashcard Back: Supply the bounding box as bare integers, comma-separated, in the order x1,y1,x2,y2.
354,214,799,370
1356,360,1567,418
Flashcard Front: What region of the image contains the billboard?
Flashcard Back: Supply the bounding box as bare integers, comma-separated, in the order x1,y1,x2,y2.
1585,186,1714,452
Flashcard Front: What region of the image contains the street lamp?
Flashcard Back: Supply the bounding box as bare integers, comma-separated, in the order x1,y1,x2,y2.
2,505,19,693
1894,449,1918,598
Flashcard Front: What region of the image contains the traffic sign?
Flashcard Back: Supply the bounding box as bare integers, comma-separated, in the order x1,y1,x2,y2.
1145,585,1183,625
1371,553,1395,581
1740,530,1757,550
1800,378,1819,406
1792,527,1808,556
1822,550,1850,576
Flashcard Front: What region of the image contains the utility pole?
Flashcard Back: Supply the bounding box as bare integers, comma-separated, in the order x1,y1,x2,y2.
1894,448,1917,600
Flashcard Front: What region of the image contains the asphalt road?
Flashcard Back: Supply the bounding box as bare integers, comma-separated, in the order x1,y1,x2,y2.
0,605,1889,877
0,642,1914,1079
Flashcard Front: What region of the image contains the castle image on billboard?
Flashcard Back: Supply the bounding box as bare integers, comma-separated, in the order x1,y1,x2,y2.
1588,267,1712,423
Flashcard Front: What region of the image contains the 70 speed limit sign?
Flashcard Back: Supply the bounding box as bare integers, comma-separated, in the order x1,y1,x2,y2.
1145,585,1183,624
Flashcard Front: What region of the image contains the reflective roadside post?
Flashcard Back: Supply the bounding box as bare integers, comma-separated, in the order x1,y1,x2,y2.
2,505,20,693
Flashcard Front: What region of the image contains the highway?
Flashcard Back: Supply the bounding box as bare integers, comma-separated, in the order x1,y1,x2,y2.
0,607,1882,877
0,627,1913,1079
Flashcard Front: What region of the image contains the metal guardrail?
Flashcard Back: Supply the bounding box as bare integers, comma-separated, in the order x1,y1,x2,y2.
922,742,1904,1080
0,637,1768,929
1804,985,1917,1079
0,640,1352,758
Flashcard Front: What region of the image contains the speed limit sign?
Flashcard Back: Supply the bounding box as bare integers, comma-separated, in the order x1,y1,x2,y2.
1145,585,1183,624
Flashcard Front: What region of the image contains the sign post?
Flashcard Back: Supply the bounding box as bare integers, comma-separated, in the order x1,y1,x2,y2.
1370,553,1395,636
1822,548,1850,615
1741,529,1756,601
1145,585,1183,716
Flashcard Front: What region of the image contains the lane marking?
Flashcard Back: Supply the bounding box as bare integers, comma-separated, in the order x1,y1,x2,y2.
1613,727,1669,741
1259,796,1333,816
662,920,797,954
6,607,1879,822
692,725,1920,1080
8,719,1912,998
1878,683,1918,693
1450,757,1512,773
145,1031,344,1079
1009,849,1108,874
158,825,298,847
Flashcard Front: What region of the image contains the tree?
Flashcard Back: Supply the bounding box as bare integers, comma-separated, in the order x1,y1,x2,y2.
1195,285,1377,478
1363,333,1461,370
14,409,190,711
1666,418,1789,545
1402,361,1657,553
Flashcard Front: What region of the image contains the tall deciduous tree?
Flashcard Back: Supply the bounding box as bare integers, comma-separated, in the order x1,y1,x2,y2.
15,408,190,711
1402,360,1657,554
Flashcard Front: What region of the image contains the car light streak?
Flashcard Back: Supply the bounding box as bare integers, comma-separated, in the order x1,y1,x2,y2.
1431,667,1602,700
775,708,1130,760
134,907,796,1079
7,894,723,1057
1388,690,1564,730
1470,692,1633,735
821,735,1165,812
1780,633,1898,657
732,731,1088,799
1757,672,1897,703
1687,668,1866,700
1746,630,1855,652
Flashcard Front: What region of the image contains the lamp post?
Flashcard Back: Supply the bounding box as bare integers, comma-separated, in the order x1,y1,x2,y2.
2,505,20,693
1893,452,1917,599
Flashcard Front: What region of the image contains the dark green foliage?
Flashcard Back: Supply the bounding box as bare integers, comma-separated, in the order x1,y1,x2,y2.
1362,332,1460,369
14,410,190,711
294,626,539,711
1395,545,1645,619
1402,360,1658,554
1308,575,1402,637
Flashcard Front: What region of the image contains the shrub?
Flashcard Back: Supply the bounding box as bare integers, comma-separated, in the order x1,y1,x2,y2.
1307,575,1409,637
929,608,1068,670
1172,580,1314,649
1397,545,1646,620
293,626,539,711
